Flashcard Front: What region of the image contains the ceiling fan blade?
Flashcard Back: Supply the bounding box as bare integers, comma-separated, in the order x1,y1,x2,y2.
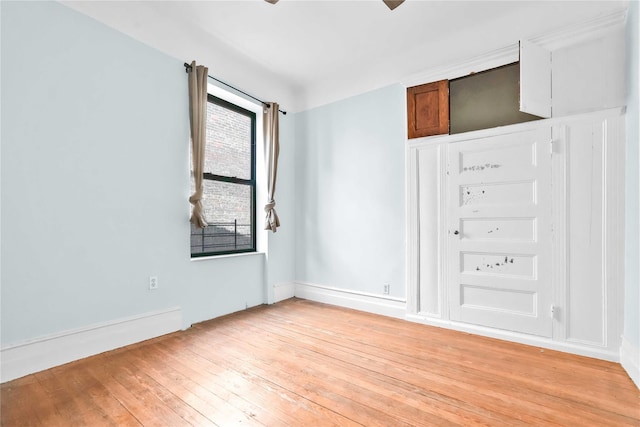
265,0,403,10
383,0,405,10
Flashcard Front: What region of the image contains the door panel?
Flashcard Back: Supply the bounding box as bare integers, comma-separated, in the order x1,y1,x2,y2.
448,128,552,337
460,284,537,315
461,252,536,278
460,181,536,207
460,218,536,242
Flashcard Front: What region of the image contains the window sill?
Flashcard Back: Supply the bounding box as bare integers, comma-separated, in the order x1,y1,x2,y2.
190,251,265,262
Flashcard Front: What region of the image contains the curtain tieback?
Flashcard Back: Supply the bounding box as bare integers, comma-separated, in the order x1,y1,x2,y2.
264,200,276,212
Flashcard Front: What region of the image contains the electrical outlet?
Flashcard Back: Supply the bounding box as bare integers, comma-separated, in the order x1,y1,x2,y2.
383,284,390,295
149,276,158,290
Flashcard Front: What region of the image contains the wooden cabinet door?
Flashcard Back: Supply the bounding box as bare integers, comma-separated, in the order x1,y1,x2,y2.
407,80,449,138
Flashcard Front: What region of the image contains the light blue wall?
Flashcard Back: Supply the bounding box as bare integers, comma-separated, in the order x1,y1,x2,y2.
294,85,406,298
0,1,294,345
624,1,640,350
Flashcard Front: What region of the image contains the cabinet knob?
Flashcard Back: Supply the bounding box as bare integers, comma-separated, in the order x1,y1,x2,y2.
453,230,460,235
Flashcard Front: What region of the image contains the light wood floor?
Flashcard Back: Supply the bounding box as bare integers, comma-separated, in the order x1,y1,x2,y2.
2,298,639,426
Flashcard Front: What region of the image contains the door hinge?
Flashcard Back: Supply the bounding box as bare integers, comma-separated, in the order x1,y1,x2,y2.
549,139,554,155
550,304,556,319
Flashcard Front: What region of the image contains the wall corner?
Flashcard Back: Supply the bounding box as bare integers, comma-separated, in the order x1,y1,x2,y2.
620,335,640,389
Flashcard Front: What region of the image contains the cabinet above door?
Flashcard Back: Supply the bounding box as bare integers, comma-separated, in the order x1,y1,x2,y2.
406,80,449,138
407,40,552,138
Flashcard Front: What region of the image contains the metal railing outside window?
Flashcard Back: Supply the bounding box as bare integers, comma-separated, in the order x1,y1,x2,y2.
190,221,253,254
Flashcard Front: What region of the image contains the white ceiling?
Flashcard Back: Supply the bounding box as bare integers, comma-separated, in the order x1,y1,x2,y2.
62,0,627,112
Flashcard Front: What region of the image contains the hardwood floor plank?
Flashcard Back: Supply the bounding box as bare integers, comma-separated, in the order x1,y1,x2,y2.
187,328,398,426
120,343,264,426
35,359,142,427
2,298,639,426
94,352,217,427
152,337,352,427
132,341,280,426
202,314,528,426
310,301,640,421
213,311,571,426
266,301,640,413
289,301,633,389
78,357,194,427
258,302,640,424
1,375,70,426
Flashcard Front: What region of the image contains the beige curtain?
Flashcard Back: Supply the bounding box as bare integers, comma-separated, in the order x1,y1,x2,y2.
188,61,208,229
263,102,281,232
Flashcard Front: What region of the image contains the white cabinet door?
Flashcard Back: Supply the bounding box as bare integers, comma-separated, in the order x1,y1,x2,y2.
519,40,552,118
448,127,553,337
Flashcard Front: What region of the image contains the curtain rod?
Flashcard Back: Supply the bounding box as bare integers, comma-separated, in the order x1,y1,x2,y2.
184,62,287,115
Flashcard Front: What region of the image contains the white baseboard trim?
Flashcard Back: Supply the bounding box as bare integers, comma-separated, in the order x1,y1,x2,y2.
405,314,620,362
273,282,296,303
294,281,407,319
1,307,182,383
620,335,640,389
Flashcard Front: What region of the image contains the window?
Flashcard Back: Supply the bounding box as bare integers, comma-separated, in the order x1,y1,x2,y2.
191,95,256,257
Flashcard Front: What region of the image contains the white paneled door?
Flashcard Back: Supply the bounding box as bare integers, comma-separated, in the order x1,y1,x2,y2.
448,128,553,337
